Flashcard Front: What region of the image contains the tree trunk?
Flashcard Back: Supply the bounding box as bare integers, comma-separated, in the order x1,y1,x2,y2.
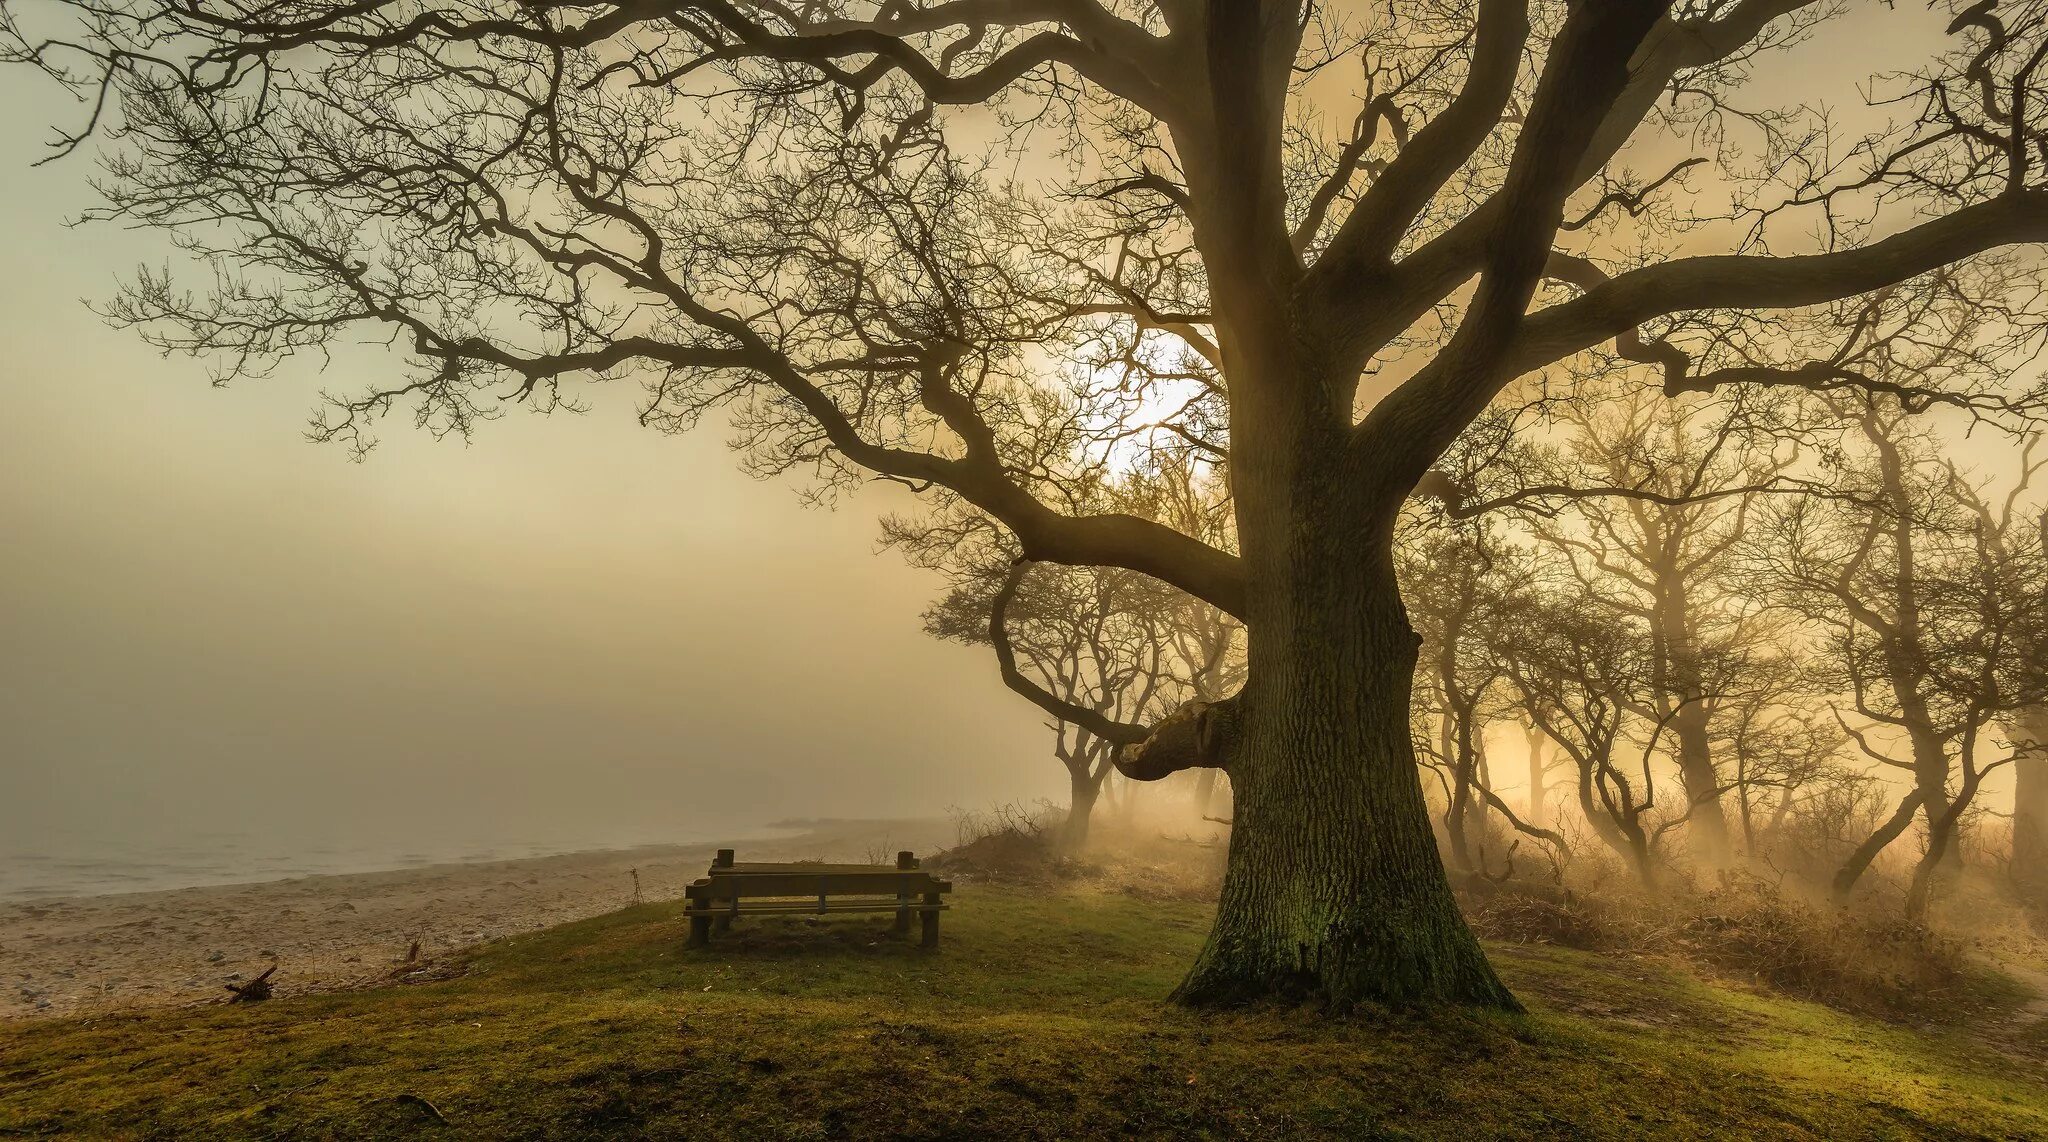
1062,765,1101,854
1148,230,1509,1006
1524,724,1548,829
1649,568,1730,865
1442,687,1479,876
1671,705,1730,863
2017,710,2048,909
1908,757,1997,921
1905,816,1954,922
1171,549,1515,1011
1907,725,1959,873
1832,788,1923,904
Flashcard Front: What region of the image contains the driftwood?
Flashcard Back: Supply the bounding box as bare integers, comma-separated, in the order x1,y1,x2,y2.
224,963,277,1003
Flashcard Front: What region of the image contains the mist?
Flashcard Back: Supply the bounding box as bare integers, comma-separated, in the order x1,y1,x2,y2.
0,68,1055,895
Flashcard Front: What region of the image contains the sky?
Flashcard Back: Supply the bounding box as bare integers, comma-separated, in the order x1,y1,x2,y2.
0,65,1057,877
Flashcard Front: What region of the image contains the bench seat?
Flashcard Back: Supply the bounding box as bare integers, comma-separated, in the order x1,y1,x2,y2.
689,900,949,915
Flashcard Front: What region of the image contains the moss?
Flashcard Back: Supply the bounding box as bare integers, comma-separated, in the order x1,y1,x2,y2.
3,887,2044,1139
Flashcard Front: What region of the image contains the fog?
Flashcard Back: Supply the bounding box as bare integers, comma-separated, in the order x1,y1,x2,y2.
0,5,2007,893
0,69,1056,893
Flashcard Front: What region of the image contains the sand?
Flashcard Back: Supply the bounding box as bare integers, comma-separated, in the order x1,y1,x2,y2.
0,818,953,1021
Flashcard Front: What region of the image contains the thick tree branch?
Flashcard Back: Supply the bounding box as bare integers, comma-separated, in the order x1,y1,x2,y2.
1313,0,1529,280
1348,1,1671,500
989,560,1150,746
1308,0,1820,366
1510,190,2048,381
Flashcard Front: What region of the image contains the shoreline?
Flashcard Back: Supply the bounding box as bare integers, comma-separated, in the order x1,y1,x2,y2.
1,818,952,1021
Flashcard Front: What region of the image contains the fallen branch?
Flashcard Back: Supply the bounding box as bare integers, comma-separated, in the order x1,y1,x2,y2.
224,964,277,1003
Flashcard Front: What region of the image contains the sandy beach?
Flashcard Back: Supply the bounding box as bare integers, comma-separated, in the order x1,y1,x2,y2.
0,818,953,1021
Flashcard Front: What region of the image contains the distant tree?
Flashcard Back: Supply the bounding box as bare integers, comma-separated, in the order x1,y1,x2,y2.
1520,720,1564,831
2012,708,2048,909
905,450,1236,845
1100,454,1244,822
1492,584,1738,887
1991,501,2048,909
1516,392,1796,863
1757,402,2048,915
1717,677,1851,856
19,0,2048,1007
926,558,1180,851
1402,518,1561,875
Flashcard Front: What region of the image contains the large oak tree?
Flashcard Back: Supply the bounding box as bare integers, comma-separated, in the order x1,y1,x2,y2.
12,0,2048,1007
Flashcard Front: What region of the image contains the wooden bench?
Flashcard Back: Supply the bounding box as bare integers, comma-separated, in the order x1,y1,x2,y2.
683,850,952,949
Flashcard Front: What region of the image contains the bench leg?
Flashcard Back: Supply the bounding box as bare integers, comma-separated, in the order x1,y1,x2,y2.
893,892,912,935
688,908,712,948
920,891,941,949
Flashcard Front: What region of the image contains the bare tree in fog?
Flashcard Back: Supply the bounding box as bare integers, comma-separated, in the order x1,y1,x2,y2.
2014,717,2048,909
924,555,1181,851
1402,517,1559,877
1758,401,2048,915
2004,497,2048,910
905,448,1237,847
20,0,2048,1007
1517,392,1797,864
1118,460,1244,824
1491,579,1750,887
1716,673,1851,857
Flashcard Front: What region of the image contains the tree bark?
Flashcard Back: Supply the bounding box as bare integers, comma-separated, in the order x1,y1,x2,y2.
1832,788,1923,904
1670,705,1729,862
1063,764,1101,854
1169,545,1515,1010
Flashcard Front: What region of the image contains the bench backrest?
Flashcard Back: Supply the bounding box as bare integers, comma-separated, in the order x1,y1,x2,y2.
685,869,949,902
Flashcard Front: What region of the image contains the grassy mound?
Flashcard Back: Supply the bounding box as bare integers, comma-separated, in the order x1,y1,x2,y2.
4,886,2045,1139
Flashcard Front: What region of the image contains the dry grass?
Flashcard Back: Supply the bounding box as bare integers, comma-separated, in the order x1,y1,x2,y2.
930,802,1227,903
1463,864,2034,1022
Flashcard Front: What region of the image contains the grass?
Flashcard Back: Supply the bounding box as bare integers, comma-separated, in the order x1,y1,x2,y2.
3,885,2045,1140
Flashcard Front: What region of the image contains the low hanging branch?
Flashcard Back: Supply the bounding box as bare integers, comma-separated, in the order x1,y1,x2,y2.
991,559,1239,780
988,559,1149,748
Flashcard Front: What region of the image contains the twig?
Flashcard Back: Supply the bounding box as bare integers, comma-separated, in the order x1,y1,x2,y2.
391,1093,449,1125
282,1075,331,1097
